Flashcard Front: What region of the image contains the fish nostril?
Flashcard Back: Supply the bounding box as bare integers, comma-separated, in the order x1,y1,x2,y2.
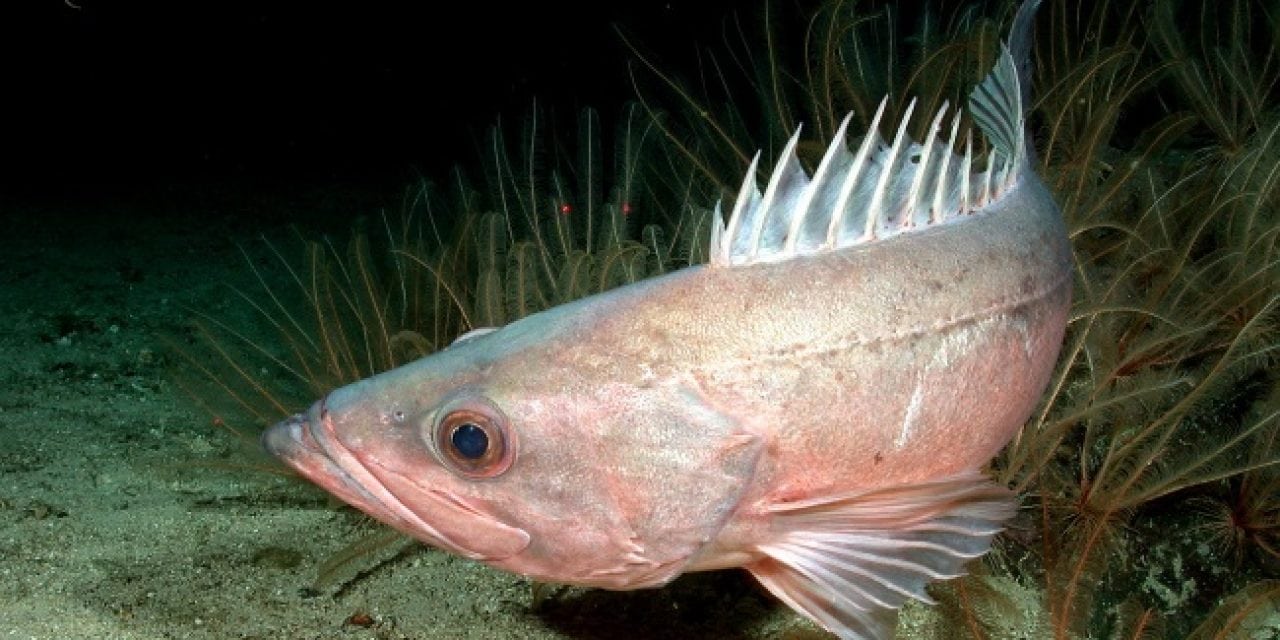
319,393,332,421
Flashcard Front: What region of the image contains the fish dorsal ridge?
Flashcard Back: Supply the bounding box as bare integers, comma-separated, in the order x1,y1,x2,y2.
709,13,1031,268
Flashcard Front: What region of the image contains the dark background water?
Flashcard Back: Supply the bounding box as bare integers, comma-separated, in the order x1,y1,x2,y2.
0,0,783,217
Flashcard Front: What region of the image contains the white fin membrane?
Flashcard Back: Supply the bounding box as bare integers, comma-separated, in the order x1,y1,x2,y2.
748,472,1016,640
709,0,1032,268
730,2,1043,638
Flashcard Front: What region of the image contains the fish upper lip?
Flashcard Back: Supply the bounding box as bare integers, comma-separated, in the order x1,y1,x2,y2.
263,396,479,556
261,401,377,511
261,411,308,458
262,398,329,459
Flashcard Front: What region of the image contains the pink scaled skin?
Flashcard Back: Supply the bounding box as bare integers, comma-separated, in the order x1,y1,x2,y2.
263,3,1063,634
263,160,1071,590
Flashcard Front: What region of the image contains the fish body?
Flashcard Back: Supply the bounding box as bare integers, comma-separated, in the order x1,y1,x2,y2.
263,1,1070,637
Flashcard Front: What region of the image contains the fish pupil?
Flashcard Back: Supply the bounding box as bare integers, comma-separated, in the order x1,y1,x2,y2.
451,423,488,459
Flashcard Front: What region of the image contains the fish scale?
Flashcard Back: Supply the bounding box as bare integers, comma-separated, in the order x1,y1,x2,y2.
262,1,1071,638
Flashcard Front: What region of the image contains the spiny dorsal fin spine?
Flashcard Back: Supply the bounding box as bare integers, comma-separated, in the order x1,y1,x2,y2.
721,152,761,263
784,113,853,254
709,0,1036,268
982,149,996,205
748,132,805,261
866,98,917,240
960,129,973,213
932,109,963,223
710,201,725,254
907,101,950,229
828,97,888,249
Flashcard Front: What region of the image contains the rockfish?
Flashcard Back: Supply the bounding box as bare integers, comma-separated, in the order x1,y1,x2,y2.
262,1,1071,637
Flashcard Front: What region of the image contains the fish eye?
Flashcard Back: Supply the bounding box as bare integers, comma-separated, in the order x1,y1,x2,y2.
450,422,488,459
432,397,514,479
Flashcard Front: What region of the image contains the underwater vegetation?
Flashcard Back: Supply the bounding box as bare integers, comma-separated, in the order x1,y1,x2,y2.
170,100,718,587
175,0,1280,637
175,102,709,432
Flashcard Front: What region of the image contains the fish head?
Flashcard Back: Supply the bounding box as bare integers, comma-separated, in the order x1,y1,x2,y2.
262,361,530,564
262,315,761,588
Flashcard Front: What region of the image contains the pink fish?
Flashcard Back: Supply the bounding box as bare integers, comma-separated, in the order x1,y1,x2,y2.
263,1,1070,637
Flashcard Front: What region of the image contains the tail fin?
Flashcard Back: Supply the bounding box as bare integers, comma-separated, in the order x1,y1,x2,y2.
970,0,1039,170
710,0,1042,269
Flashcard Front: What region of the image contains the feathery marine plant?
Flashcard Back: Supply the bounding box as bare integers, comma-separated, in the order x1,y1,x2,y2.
986,1,1280,637
465,103,714,326
622,0,1013,199
1189,383,1280,569
628,0,1280,637
176,0,1280,635
172,100,715,588
1149,0,1280,158
175,102,705,438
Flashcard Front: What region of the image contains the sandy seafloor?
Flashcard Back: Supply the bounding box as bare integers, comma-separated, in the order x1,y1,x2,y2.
5,178,1279,640
0,181,869,640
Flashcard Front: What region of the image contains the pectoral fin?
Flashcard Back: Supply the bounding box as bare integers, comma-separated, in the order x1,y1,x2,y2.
746,471,1015,639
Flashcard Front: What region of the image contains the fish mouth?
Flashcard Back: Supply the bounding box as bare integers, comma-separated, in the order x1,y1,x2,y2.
261,396,529,561
261,405,386,523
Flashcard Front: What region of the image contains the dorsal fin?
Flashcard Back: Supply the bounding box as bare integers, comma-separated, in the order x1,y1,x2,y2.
709,0,1038,268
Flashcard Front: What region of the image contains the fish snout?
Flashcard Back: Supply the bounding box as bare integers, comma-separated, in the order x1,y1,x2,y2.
262,399,326,462
261,411,307,459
